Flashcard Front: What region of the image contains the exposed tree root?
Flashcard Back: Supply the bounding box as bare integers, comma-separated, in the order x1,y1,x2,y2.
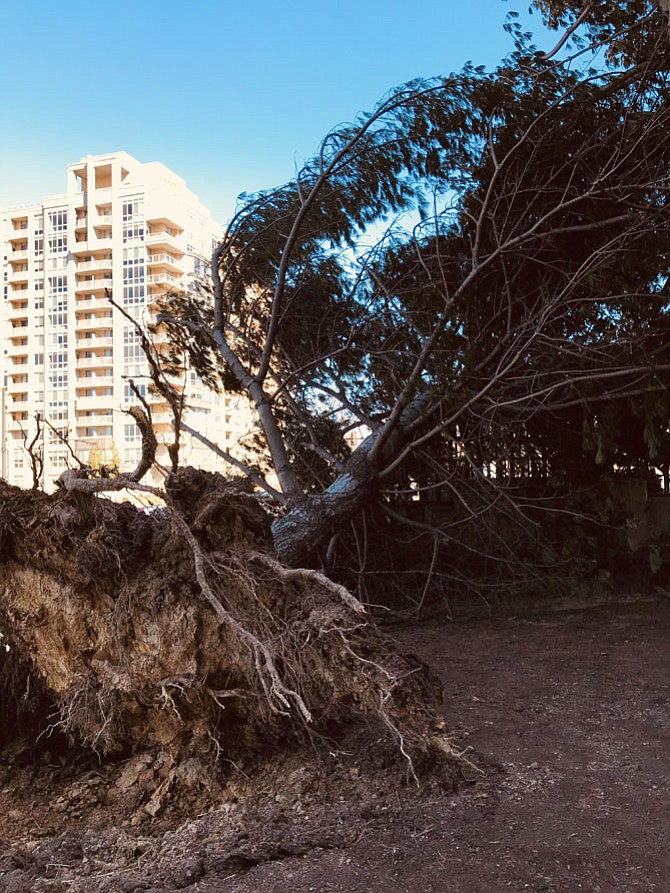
0,470,462,787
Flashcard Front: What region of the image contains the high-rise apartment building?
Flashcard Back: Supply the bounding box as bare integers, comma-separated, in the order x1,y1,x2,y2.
1,151,252,491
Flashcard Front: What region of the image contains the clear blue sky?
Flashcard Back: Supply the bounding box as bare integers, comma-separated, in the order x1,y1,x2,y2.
0,1,554,224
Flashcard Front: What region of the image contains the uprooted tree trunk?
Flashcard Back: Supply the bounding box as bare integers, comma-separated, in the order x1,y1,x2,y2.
0,470,460,785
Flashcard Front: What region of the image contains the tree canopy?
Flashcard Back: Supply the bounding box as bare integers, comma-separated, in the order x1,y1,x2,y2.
149,2,670,594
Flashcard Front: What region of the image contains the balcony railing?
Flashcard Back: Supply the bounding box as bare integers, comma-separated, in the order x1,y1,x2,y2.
145,231,184,253
147,272,181,286
76,294,111,309
75,277,113,293
76,396,114,412
76,317,114,333
147,253,181,269
7,345,29,358
77,335,114,349
71,239,112,255
77,356,114,368
146,214,183,233
75,413,114,427
76,258,113,272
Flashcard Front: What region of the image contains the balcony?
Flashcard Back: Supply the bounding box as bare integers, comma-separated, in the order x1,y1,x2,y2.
75,416,114,432
8,413,29,425
76,295,112,313
147,253,181,273
77,334,114,349
7,269,29,284
76,354,114,369
76,258,113,272
75,277,113,294
71,239,113,256
7,343,29,359
145,231,184,255
146,271,181,288
77,427,114,443
10,249,28,260
146,214,183,234
76,314,114,334
73,438,114,456
75,396,114,413
75,216,88,229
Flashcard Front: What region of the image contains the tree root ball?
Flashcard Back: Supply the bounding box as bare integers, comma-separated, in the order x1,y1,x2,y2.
0,472,460,783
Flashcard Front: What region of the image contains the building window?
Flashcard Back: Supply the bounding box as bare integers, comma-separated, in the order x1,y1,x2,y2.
123,382,147,404
48,352,67,369
48,311,67,327
48,275,67,295
48,235,68,254
123,247,145,283
47,404,68,422
124,446,141,466
48,210,68,232
123,283,145,304
122,200,143,220
123,223,145,243
123,199,145,244
124,422,140,443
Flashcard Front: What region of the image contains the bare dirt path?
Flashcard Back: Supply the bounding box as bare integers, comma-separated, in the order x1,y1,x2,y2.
1,598,668,892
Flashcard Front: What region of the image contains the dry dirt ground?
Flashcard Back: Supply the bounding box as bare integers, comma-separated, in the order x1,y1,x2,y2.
0,597,668,892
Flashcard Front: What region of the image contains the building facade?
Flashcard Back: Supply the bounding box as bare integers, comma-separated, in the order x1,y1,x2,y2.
1,151,253,491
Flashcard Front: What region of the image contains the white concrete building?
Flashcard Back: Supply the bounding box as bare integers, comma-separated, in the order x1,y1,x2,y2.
1,151,254,491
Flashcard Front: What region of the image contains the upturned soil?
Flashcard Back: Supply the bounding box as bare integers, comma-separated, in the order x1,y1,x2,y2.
1,596,668,892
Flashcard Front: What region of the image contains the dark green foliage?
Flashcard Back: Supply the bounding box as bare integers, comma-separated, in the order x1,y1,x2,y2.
159,6,670,594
